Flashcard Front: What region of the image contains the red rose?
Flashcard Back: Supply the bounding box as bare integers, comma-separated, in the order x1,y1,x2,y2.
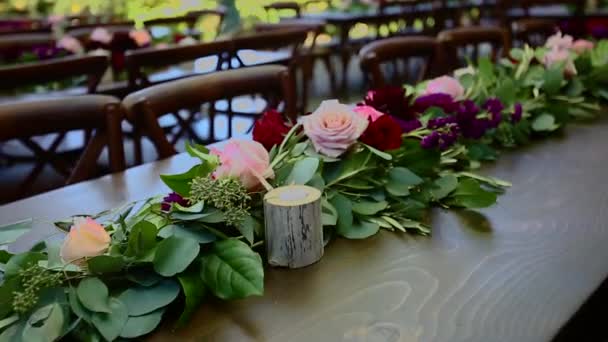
253,109,291,151
363,86,416,121
360,115,403,151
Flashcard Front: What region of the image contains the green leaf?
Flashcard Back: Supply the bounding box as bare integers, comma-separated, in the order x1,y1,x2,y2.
323,150,371,186
532,113,560,132
118,279,180,316
447,179,497,208
173,201,204,213
351,200,388,216
68,287,91,322
431,174,459,200
158,223,217,244
160,165,205,197
542,66,564,95
0,315,18,332
3,252,44,279
0,250,11,264
494,78,516,106
236,215,256,244
467,143,498,161
286,157,320,185
0,219,33,246
119,308,165,339
321,198,338,226
153,237,200,277
87,255,125,274
126,270,163,287
176,269,206,328
385,167,423,196
363,144,392,160
339,219,380,239
77,278,111,313
185,142,219,170
478,57,495,83
90,298,128,341
330,194,353,236
126,221,158,258
200,239,264,300
0,277,20,319
22,303,65,342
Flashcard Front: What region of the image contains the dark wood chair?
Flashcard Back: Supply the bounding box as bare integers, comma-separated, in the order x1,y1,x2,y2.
437,26,511,73
0,95,125,203
264,1,303,20
122,65,296,163
512,18,557,47
228,27,308,69
359,36,439,89
0,32,55,63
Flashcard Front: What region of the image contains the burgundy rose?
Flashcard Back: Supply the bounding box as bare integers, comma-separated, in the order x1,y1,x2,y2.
360,115,403,151
161,192,189,212
363,86,415,121
412,93,459,114
253,109,291,151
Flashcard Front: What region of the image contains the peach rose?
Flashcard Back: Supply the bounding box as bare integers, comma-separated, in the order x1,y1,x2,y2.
545,31,574,51
544,48,577,76
60,217,110,263
57,36,84,55
303,100,368,158
354,105,385,122
211,139,274,190
90,27,113,45
572,39,595,54
129,29,152,47
423,76,465,99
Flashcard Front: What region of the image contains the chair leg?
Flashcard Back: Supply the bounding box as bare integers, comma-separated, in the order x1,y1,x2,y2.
208,103,216,143
133,130,143,165
322,55,338,98
340,50,352,93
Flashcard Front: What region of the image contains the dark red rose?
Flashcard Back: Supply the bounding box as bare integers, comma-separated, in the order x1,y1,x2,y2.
363,86,416,121
161,192,189,212
174,33,186,43
360,115,403,151
253,109,291,151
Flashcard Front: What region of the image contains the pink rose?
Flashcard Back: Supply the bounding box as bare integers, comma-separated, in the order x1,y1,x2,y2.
211,139,274,190
544,48,577,76
545,31,574,51
60,217,110,263
56,36,84,55
423,75,465,99
354,105,385,122
129,29,152,47
90,27,113,45
572,39,595,54
303,99,369,157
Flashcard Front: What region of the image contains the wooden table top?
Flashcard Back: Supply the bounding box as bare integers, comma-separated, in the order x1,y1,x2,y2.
2,118,608,341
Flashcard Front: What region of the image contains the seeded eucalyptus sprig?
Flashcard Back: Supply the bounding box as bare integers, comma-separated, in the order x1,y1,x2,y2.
12,265,63,315
189,176,251,227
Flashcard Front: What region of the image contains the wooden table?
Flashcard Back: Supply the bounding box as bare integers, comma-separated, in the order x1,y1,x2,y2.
3,118,608,341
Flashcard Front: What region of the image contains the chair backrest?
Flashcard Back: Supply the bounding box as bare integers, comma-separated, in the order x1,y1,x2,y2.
264,2,303,19
0,95,125,202
254,20,325,51
360,36,438,88
0,32,55,61
512,18,557,47
520,0,584,14
0,54,108,94
67,23,135,46
144,15,199,29
437,26,511,73
228,27,308,67
125,40,233,89
122,65,296,160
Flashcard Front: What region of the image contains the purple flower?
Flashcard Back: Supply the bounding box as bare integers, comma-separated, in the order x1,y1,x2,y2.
456,100,480,121
421,131,440,149
161,192,189,212
413,93,459,114
427,116,457,129
395,118,422,133
512,103,523,123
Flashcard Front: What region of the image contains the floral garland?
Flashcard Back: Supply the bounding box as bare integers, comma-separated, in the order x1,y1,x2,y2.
1,32,607,341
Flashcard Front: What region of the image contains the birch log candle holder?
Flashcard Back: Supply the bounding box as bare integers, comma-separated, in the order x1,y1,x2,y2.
263,185,324,269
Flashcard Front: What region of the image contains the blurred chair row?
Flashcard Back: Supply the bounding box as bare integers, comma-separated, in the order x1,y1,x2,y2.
0,25,536,203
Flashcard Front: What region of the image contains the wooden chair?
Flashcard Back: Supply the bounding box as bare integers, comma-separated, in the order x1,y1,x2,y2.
186,7,227,37
122,65,296,163
228,27,308,69
360,36,438,89
0,32,55,63
264,1,303,21
437,26,511,73
512,18,557,47
520,0,585,17
144,15,201,40
0,95,125,202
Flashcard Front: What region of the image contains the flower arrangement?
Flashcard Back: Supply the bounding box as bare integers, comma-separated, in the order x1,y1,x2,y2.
1,32,608,341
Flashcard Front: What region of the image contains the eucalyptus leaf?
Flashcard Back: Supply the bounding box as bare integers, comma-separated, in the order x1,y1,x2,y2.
126,221,158,258
339,219,380,239
532,113,560,132
0,219,33,246
153,237,200,277
236,215,257,244
173,201,204,213
447,179,497,209
90,298,128,341
158,223,217,244
3,252,45,279
22,303,65,342
68,287,91,322
431,175,459,200
330,194,353,236
118,279,180,316
87,255,125,274
77,278,111,313
119,308,165,339
351,200,388,216
0,315,18,331
286,157,320,185
200,239,264,300
176,269,206,328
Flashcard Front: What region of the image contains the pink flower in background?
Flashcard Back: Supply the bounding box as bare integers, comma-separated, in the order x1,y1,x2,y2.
354,105,385,122
60,217,110,263
572,39,595,54
544,48,577,76
129,29,152,47
56,35,84,54
90,27,113,45
211,139,274,190
303,100,369,157
545,31,574,51
423,76,465,99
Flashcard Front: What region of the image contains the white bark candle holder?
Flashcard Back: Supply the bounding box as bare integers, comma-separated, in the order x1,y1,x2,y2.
263,185,324,269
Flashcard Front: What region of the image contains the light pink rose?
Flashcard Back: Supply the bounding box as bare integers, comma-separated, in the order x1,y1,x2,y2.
423,75,465,99
572,39,595,54
60,217,110,263
354,105,384,122
90,27,113,45
303,99,369,158
544,48,577,76
545,31,574,51
211,139,274,190
56,36,84,55
130,29,152,47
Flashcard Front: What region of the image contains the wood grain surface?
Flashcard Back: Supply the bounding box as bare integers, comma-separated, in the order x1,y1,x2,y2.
2,118,608,342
